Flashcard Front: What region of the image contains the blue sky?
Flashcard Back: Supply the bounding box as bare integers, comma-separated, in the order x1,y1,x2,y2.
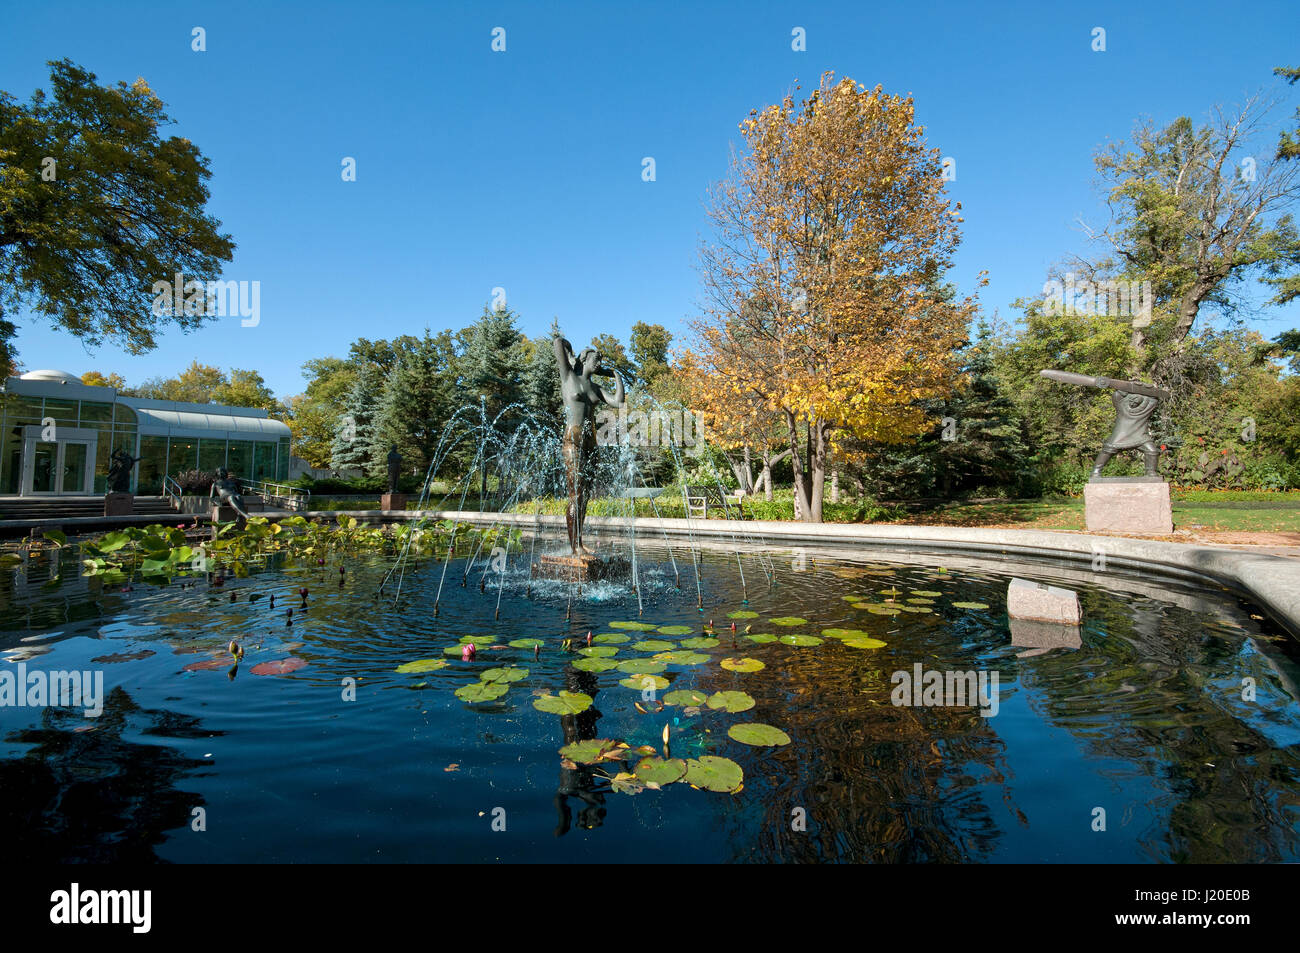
2,0,1298,399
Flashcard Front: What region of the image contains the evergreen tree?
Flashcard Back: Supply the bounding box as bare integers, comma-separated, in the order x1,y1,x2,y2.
371,329,458,479
331,361,384,472
520,321,562,426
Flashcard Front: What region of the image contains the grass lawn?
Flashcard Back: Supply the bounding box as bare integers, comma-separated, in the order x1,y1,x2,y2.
906,498,1300,533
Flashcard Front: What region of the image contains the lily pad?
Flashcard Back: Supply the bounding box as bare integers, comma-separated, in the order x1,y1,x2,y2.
609,772,648,795
911,590,943,597
663,688,708,706
480,666,529,683
770,616,807,626
631,639,674,652
617,659,668,675
653,650,711,666
572,657,619,673
898,605,932,614
683,755,744,793
608,621,659,630
656,624,693,635
843,637,888,649
591,633,630,644
726,610,759,619
744,633,778,644
395,658,449,674
681,637,720,649
578,645,618,657
706,690,755,713
558,738,624,764
444,644,473,655
951,601,990,610
720,657,764,673
533,690,593,714
619,674,669,691
508,638,544,649
906,597,936,605
455,681,509,703
250,657,308,676
727,722,791,746
635,756,687,785
778,634,823,647
866,606,901,616
183,657,230,672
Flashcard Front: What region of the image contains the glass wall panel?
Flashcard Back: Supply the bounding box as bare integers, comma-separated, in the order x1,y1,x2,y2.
114,404,138,427
1,426,20,494
3,395,43,426
168,437,198,475
79,401,114,426
198,438,227,474
93,438,111,493
138,435,168,494
277,437,291,480
253,441,276,482
43,398,79,424
226,440,253,481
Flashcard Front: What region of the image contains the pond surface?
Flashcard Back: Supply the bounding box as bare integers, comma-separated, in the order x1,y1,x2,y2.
1,539,1298,863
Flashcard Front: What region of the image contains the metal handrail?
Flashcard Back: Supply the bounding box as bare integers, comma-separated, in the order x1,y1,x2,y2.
162,473,183,510
240,479,311,512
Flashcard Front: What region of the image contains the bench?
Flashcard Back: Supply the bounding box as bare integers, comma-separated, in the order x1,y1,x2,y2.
682,485,751,520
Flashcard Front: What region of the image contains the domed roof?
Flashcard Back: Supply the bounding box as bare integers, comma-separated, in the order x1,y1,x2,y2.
19,369,81,384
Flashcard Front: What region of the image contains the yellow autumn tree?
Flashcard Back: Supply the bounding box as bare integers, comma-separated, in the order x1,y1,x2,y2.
685,72,982,522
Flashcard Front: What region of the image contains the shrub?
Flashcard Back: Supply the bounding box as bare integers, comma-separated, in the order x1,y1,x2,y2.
173,469,215,494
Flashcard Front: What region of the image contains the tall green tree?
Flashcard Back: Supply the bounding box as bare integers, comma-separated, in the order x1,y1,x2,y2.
630,321,672,385
331,361,385,473
0,59,234,355
373,329,458,479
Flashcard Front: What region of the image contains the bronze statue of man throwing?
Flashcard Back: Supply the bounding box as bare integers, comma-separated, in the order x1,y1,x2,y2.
553,335,625,554
1039,370,1170,479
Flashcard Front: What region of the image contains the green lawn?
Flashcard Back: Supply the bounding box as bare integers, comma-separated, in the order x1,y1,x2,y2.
906,498,1300,533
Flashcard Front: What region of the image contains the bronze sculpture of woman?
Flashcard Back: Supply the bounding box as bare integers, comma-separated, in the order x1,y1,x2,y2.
552,335,625,555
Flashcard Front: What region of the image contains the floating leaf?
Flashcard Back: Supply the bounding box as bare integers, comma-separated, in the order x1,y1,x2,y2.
727,722,791,746
822,628,870,639
92,650,155,664
663,688,708,706
653,650,711,666
744,633,778,644
720,657,764,673
183,657,230,672
395,658,449,674
631,639,674,652
250,657,308,676
591,633,630,644
508,638,544,649
706,690,755,713
635,756,687,785
573,657,618,673
951,602,990,610
559,738,624,764
866,606,901,616
656,624,693,635
842,637,888,649
455,681,509,703
911,590,943,597
681,637,720,649
880,588,901,597
778,634,823,647
608,621,659,630
906,598,936,605
683,756,744,793
770,616,807,626
617,659,667,675
533,690,593,714
726,610,759,619
480,666,528,684
609,771,648,795
898,606,932,614
443,644,472,655
457,635,482,644
578,645,618,658
619,674,669,691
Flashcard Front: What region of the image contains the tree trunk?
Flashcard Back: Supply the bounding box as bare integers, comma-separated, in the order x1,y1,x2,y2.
830,467,839,504
786,410,825,522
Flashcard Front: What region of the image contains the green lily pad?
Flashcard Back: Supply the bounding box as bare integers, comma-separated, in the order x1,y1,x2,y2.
951,601,990,610
880,588,901,596
635,756,687,785
843,637,888,649
632,639,674,652
706,690,755,713
480,666,529,683
770,616,807,626
663,688,708,706
455,681,509,703
619,674,669,691
572,657,619,673
559,738,624,764
726,610,759,619
906,597,935,605
744,633,778,644
395,658,449,674
680,637,720,649
533,690,593,714
608,621,659,630
779,634,823,647
683,756,744,793
866,606,901,616
609,771,648,795
653,650,711,666
444,644,474,655
822,628,871,639
720,657,764,673
911,590,943,597
727,722,791,746
457,635,483,644
591,632,630,644
898,605,932,614
841,595,868,602
656,624,693,635
508,638,544,649
617,659,668,675
578,645,618,657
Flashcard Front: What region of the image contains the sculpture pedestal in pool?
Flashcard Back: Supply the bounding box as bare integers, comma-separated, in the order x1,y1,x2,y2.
103,492,133,517
1083,477,1173,535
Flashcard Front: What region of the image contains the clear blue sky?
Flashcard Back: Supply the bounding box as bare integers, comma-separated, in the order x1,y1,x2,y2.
2,0,1298,399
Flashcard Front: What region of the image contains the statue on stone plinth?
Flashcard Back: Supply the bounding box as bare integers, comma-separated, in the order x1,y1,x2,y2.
1039,370,1170,479
386,444,403,495
553,335,626,554
106,448,140,493
210,466,251,519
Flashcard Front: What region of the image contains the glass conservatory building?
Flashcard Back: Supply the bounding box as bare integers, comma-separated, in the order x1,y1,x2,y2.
1,370,291,496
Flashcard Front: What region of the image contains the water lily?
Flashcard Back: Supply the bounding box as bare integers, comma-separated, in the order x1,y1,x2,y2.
228,640,243,660
462,643,476,660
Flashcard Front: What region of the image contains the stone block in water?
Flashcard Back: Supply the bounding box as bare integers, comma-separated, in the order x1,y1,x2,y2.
1007,577,1081,625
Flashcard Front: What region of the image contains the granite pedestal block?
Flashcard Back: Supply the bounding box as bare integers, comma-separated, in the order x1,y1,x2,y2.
1083,478,1173,535
104,492,133,517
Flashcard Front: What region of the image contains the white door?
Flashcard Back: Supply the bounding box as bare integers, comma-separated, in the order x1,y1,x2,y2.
20,428,98,496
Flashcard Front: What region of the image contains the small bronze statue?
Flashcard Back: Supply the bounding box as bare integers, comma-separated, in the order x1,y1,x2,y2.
106,448,140,493
553,335,625,554
210,466,251,519
1039,370,1170,479
386,444,402,495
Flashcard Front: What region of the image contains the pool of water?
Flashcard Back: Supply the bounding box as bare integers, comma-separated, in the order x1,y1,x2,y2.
2,539,1298,863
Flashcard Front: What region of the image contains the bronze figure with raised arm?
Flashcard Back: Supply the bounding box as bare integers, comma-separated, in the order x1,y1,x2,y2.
553,334,626,554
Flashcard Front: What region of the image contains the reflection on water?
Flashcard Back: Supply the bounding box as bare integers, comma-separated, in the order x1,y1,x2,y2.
0,539,1297,863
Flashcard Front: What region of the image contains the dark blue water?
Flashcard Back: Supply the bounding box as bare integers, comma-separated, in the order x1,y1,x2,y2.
1,541,1297,862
